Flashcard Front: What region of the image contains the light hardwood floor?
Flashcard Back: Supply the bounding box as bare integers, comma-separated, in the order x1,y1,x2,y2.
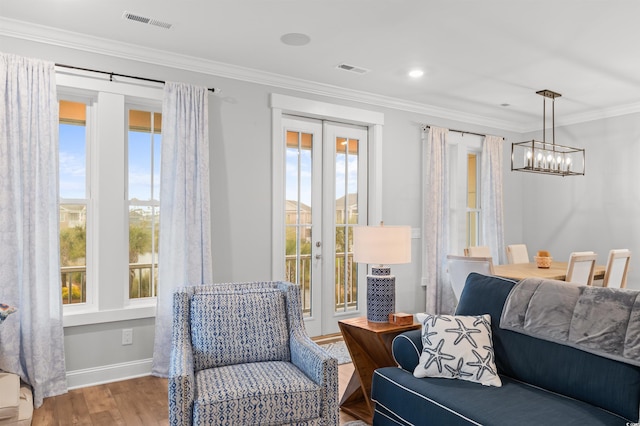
32,363,360,425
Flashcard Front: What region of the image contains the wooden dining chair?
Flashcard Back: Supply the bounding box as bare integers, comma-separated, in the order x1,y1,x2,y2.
464,246,491,258
565,251,598,286
446,254,494,301
602,249,631,288
506,244,530,264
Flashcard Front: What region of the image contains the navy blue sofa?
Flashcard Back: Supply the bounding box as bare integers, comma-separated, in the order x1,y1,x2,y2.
371,273,640,425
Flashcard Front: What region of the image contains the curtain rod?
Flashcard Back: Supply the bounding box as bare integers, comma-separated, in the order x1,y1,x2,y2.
55,63,218,93
422,125,504,140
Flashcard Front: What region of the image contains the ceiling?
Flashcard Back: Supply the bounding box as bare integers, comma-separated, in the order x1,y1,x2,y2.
2,0,639,131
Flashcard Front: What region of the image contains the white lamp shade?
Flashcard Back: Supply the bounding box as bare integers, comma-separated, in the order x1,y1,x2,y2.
353,225,411,265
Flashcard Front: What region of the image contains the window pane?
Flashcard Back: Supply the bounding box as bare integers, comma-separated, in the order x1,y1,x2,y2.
59,100,87,199
60,204,87,304
467,153,479,247
129,206,159,298
128,109,161,299
59,100,88,305
467,153,477,209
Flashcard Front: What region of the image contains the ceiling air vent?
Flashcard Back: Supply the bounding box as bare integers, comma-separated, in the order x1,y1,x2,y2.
336,63,370,74
122,11,173,30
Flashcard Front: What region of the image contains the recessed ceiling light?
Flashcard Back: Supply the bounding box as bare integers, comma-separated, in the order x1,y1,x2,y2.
280,33,311,46
408,69,424,78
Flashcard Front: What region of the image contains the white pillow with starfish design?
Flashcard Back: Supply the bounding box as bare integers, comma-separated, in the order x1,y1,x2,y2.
413,313,502,387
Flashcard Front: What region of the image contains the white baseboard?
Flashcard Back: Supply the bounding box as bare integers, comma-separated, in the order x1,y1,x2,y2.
66,358,153,389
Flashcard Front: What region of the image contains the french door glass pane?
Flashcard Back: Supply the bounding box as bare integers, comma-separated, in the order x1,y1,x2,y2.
285,130,313,316
59,100,88,304
335,137,359,313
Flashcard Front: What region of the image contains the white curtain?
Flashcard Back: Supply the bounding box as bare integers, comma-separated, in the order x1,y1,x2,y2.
0,53,67,407
152,82,213,377
481,135,505,264
422,126,456,314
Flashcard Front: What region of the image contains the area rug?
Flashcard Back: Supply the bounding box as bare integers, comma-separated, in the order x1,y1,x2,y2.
319,340,352,365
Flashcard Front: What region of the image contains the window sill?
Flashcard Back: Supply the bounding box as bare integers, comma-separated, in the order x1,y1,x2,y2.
63,304,156,328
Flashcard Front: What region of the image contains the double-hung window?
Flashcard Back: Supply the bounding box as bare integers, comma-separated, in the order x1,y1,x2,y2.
57,75,163,323
448,133,482,254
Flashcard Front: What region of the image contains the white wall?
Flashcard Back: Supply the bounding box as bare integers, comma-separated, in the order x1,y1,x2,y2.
11,33,635,388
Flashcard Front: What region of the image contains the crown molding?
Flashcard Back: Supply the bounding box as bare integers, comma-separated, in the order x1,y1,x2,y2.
2,17,524,132
3,17,639,134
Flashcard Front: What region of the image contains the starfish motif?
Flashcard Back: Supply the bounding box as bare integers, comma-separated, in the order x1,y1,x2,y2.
445,318,481,348
421,323,438,346
422,339,455,373
422,314,452,328
444,357,473,379
467,348,497,381
473,315,492,336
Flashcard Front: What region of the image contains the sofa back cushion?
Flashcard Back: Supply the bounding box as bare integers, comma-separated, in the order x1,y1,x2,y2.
190,288,290,371
456,273,640,422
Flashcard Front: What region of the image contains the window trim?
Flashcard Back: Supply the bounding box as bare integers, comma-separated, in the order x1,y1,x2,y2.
57,73,163,326
270,94,384,281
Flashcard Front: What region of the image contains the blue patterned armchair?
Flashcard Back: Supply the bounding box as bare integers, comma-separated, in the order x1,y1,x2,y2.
168,281,339,425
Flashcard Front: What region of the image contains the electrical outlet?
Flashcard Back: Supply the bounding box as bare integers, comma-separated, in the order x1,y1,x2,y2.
122,328,133,345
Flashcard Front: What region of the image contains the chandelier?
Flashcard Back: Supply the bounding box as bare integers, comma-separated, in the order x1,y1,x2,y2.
511,90,585,176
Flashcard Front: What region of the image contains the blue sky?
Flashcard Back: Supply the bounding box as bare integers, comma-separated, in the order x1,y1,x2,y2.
61,123,353,206
59,124,86,199
59,124,160,201
285,146,358,206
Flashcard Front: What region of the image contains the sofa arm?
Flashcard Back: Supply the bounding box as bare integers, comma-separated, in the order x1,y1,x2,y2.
290,331,339,426
392,329,423,372
168,291,195,426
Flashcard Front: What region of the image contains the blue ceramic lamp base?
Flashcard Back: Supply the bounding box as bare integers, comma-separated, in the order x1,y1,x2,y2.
366,267,395,323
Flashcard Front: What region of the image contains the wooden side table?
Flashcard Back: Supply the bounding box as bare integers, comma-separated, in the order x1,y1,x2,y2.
338,317,421,424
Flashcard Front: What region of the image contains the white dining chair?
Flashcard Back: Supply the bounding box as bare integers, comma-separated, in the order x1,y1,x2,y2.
464,246,491,258
447,255,494,301
565,251,598,286
506,244,530,264
602,249,631,288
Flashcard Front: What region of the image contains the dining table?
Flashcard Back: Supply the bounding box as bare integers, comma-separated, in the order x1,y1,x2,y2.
493,261,606,281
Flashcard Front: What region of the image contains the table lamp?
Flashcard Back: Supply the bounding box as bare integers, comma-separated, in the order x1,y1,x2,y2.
353,223,411,322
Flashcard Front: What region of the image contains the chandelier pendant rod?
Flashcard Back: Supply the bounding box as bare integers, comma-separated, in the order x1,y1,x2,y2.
542,95,546,151
552,96,556,154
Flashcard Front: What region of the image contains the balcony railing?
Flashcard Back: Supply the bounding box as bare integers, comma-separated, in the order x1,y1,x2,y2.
63,257,356,310
61,263,156,304
61,265,87,304
285,252,358,316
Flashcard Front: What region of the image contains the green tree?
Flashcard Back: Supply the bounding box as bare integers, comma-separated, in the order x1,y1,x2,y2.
60,225,86,266
129,222,152,263
129,222,153,298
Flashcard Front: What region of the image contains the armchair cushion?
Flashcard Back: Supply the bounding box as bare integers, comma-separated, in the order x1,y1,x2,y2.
193,361,322,425
190,289,290,371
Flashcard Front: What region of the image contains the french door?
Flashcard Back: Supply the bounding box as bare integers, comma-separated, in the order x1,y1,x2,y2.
283,115,368,336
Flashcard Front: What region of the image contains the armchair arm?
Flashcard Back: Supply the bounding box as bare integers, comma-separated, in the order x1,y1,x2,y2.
290,331,338,426
168,291,195,426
